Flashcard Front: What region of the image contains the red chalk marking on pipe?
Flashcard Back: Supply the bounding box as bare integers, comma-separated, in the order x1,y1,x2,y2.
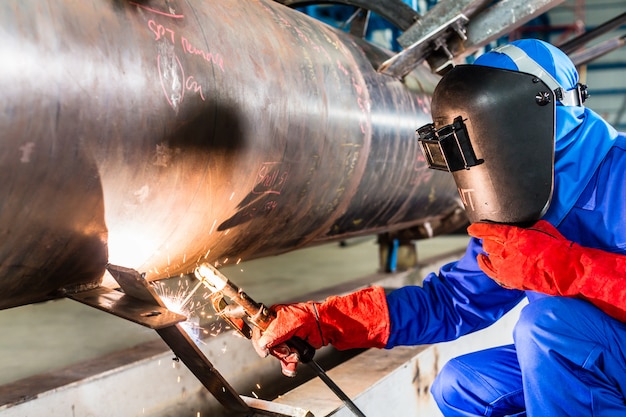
253,162,289,195
148,19,176,43
181,36,225,72
157,53,207,109
185,76,206,101
157,53,185,110
129,1,185,19
147,20,220,108
146,20,224,72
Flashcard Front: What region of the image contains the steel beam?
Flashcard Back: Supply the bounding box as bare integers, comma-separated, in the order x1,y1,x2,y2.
461,0,565,58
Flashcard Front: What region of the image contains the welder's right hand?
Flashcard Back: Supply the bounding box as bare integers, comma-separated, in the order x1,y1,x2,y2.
252,286,390,376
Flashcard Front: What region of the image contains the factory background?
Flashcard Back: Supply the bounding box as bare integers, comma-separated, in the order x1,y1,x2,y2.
302,0,626,130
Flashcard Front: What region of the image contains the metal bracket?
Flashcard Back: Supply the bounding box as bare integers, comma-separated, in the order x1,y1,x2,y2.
66,264,321,416
377,0,565,78
68,286,186,329
377,14,468,78
104,264,252,413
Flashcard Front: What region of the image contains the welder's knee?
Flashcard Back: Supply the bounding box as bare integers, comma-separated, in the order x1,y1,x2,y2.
512,297,626,415
513,299,543,345
513,296,573,352
431,346,525,417
431,358,474,416
512,296,592,371
431,357,490,417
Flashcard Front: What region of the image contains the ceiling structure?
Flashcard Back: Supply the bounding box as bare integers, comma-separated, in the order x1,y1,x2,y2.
292,0,626,130
546,0,626,130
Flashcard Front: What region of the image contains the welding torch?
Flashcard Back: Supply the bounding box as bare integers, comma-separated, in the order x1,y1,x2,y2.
193,262,367,417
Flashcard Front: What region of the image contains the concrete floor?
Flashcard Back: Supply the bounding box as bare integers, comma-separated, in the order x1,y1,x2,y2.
0,234,470,390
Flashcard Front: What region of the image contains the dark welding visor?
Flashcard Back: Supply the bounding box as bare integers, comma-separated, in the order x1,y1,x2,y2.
418,64,555,225
417,117,483,172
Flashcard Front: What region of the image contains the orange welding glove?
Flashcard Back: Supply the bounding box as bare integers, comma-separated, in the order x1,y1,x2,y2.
468,220,626,322
252,286,390,376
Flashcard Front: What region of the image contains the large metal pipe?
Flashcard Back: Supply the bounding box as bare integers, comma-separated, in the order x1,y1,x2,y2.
0,0,460,309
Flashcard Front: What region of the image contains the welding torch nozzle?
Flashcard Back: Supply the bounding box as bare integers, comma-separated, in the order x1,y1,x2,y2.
194,263,228,292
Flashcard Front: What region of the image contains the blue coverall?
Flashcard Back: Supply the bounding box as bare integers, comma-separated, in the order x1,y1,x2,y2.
385,39,626,416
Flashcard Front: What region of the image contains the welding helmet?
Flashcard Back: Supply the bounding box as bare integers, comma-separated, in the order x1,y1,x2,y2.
418,41,588,225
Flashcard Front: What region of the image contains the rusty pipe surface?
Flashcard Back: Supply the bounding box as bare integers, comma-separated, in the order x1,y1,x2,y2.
0,0,460,309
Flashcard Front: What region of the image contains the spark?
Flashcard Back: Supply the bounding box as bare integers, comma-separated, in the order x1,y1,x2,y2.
236,258,242,265
179,279,204,307
205,321,227,337
252,391,259,399
154,279,213,342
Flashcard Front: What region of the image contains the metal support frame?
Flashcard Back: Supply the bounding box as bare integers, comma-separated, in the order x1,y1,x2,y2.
72,265,317,417
377,13,469,77
461,0,564,58
275,0,420,31
104,264,251,414
376,0,565,78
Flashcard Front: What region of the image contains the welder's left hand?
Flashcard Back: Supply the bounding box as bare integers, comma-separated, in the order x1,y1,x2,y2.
468,220,568,291
468,220,626,322
251,337,301,378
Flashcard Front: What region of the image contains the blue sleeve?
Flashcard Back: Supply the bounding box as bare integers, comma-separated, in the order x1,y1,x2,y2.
385,237,526,348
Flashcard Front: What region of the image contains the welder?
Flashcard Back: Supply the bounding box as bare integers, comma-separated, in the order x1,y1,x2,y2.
252,38,626,416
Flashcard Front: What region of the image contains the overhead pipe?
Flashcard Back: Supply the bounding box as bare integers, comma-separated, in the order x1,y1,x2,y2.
558,12,626,55
570,34,626,66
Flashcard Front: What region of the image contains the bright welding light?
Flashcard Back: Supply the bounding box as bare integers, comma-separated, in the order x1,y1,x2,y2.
153,280,203,341
155,281,197,317
194,263,228,292
107,229,161,268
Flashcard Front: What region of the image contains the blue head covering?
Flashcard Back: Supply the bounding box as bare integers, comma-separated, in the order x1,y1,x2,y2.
474,39,619,226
